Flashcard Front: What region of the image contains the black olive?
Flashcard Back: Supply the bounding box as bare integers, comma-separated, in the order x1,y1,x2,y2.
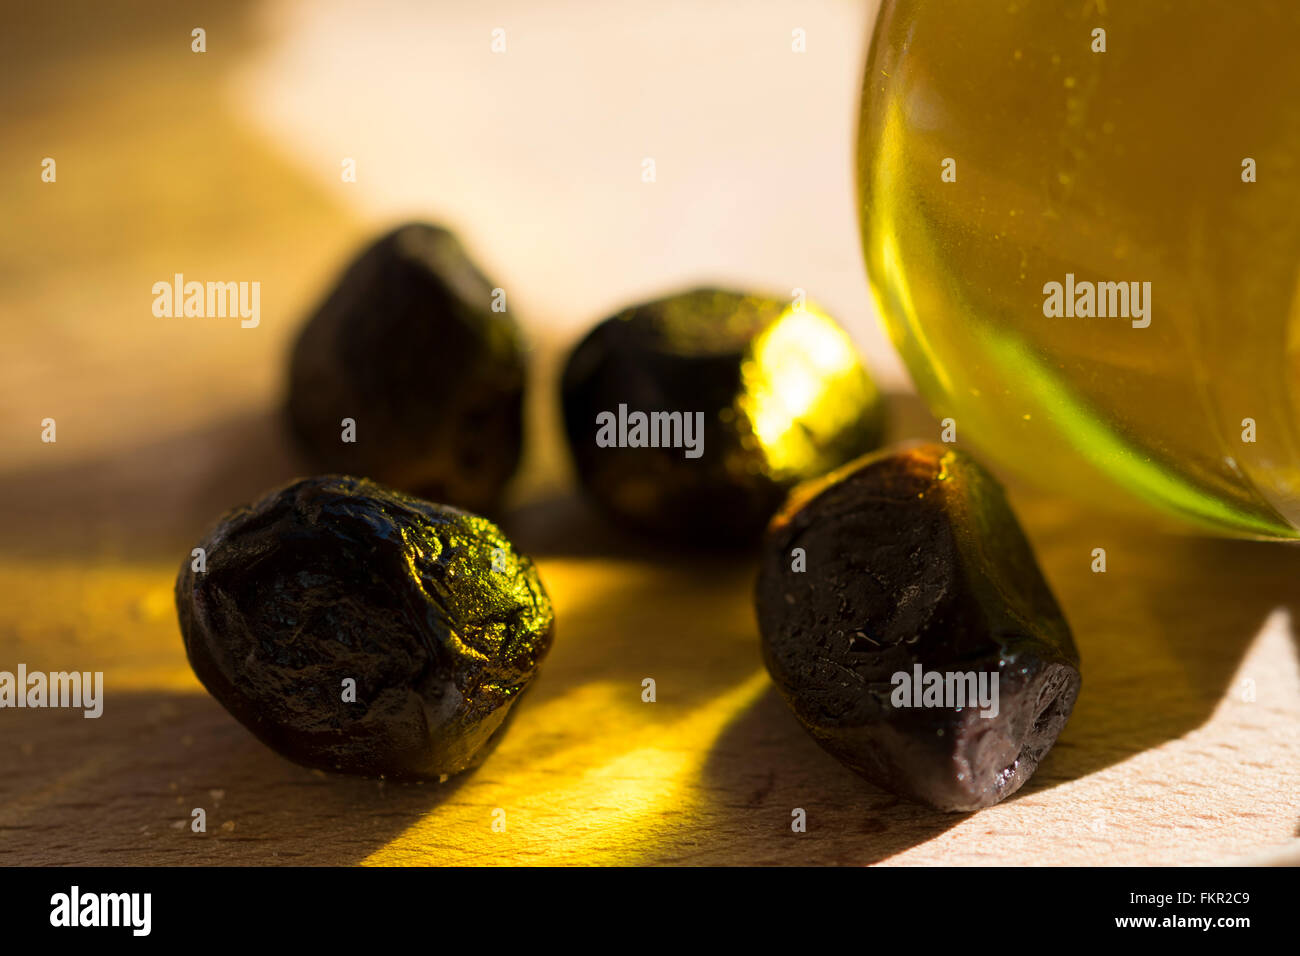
756,443,1081,812
560,288,885,544
286,223,525,513
175,475,554,780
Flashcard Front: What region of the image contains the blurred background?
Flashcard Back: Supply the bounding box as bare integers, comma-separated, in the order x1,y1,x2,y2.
1,0,1297,866
1,0,900,485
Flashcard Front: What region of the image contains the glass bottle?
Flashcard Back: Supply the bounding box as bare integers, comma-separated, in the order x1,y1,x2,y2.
858,0,1300,538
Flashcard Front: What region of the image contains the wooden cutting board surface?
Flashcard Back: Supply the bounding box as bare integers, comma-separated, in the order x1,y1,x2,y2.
1,0,1296,866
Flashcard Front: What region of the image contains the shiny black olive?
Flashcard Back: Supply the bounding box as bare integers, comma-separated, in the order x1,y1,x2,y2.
561,288,886,544
287,223,525,513
756,443,1080,811
175,475,554,780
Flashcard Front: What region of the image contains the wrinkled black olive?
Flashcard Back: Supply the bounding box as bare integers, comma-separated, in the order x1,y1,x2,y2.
175,475,554,780
286,223,525,513
756,443,1080,812
560,288,885,545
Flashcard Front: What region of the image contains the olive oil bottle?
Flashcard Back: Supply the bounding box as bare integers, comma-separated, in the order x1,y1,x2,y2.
858,0,1300,537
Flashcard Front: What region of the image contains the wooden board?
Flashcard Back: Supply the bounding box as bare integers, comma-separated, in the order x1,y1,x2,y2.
1,0,1297,866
